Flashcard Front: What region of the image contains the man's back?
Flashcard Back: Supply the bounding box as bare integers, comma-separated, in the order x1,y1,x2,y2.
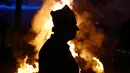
39,35,79,73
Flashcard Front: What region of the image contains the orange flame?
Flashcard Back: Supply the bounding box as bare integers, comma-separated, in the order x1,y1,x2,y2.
67,41,78,58
92,57,104,73
69,42,104,73
18,0,74,73
17,56,39,73
69,41,104,73
20,0,105,73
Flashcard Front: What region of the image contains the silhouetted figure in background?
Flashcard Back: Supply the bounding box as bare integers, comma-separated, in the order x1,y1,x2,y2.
39,5,79,73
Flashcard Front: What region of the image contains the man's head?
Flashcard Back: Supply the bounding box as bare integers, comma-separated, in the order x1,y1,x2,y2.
51,5,79,40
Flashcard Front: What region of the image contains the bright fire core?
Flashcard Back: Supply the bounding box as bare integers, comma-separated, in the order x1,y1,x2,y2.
17,0,104,73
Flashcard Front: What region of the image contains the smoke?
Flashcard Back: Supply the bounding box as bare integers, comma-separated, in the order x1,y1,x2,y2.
24,0,105,72
72,0,105,71
31,0,54,33
74,0,103,20
25,0,56,58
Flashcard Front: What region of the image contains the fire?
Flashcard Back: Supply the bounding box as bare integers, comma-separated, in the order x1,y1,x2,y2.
92,57,104,73
68,42,104,73
67,41,78,58
19,0,105,73
17,56,39,73
18,0,74,73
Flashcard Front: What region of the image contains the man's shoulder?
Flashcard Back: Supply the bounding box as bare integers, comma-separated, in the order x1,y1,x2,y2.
41,38,57,48
42,37,69,49
45,38,55,44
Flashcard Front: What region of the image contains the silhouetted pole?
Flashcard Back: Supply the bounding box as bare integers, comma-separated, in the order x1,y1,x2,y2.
13,0,22,54
13,0,22,47
14,0,22,31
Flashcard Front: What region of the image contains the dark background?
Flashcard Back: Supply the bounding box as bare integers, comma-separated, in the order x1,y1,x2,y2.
0,0,130,73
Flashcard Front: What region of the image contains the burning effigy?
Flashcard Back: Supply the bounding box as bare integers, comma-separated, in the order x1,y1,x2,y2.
18,0,105,73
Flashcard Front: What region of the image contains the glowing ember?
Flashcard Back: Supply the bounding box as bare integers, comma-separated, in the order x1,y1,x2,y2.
17,56,39,73
92,57,104,73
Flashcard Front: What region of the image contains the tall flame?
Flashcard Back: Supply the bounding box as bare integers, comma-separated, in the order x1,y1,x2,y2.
68,41,104,73
19,0,105,73
18,0,74,73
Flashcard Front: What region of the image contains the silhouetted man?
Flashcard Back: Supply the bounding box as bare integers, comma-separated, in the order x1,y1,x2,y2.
39,5,79,73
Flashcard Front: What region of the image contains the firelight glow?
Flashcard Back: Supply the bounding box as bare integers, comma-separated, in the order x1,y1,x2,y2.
67,41,78,58
17,0,74,73
92,57,104,73
17,0,104,73
17,56,39,73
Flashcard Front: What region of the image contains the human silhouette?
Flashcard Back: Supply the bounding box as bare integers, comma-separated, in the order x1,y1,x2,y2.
39,5,79,73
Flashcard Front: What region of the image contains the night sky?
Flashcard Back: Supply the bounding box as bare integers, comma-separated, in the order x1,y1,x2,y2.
0,0,130,29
